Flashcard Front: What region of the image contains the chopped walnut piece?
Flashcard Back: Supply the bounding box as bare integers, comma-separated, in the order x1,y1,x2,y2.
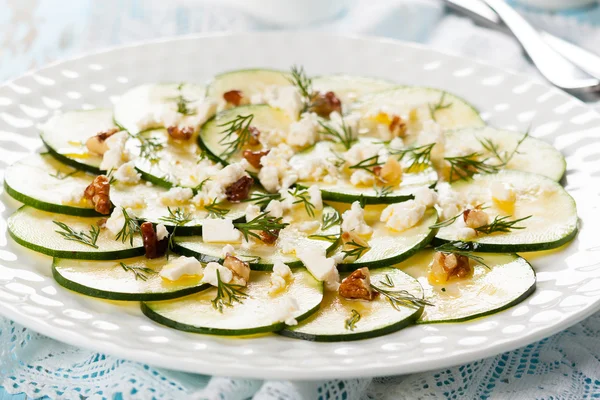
243,149,270,169
341,231,370,262
85,128,119,155
83,175,111,215
463,208,489,229
223,254,250,285
259,229,279,245
308,91,342,118
140,222,168,259
388,115,407,137
223,90,243,106
247,126,261,146
375,158,402,185
339,267,376,301
225,176,254,203
428,251,472,284
167,125,194,140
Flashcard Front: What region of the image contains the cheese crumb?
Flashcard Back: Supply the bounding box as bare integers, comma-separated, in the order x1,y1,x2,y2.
202,218,242,243
203,262,233,286
413,186,438,208
380,200,426,232
160,256,203,281
100,131,129,171
287,112,320,148
113,161,141,184
269,260,293,294
158,187,194,206
222,244,235,258
104,207,136,237
265,200,286,218
271,297,300,326
245,204,261,222
308,185,323,211
297,246,340,291
490,181,516,204
341,201,373,236
156,223,169,241
350,169,375,187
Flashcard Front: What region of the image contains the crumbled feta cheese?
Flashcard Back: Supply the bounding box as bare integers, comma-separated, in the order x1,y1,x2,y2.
287,112,320,148
118,196,146,209
160,256,203,281
221,244,235,258
271,297,300,326
297,220,321,233
456,226,477,240
380,200,426,232
105,207,136,236
329,111,360,142
258,144,297,193
245,204,261,222
61,187,87,206
270,86,303,120
490,181,516,204
203,261,233,286
389,137,405,151
308,185,323,211
156,223,169,241
269,260,293,294
191,99,218,126
158,187,194,206
202,218,242,243
146,181,153,187
265,200,286,218
258,166,281,193
113,161,141,184
350,169,375,187
413,186,438,208
297,246,340,291
417,120,444,163
294,157,339,183
436,183,464,219
100,131,129,171
341,201,373,236
207,162,250,201
343,141,384,166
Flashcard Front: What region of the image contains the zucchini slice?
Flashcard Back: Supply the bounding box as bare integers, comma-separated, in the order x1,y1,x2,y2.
436,171,578,252
141,269,323,336
280,267,423,342
8,206,144,260
290,138,438,204
398,250,536,323
352,86,485,133
4,153,101,217
331,203,438,271
312,75,395,105
131,128,207,188
40,109,117,173
110,180,247,235
113,83,206,134
173,206,341,270
205,68,291,100
53,256,209,301
199,105,292,165
444,127,566,181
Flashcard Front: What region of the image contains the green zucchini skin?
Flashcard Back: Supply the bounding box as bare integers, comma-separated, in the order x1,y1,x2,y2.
52,262,211,301
295,182,415,205
41,138,103,174
3,179,103,217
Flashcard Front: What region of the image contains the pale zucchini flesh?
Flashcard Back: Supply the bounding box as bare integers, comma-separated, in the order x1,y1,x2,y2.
205,68,291,100
4,153,101,217
8,206,144,260
399,250,536,323
53,256,209,301
173,206,341,270
40,109,117,172
435,171,578,252
280,268,423,342
141,269,323,336
113,83,206,134
312,75,395,105
444,127,566,181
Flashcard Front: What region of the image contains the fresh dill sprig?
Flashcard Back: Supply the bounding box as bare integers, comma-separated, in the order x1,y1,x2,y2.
342,240,370,261
374,183,393,197
370,285,433,310
193,178,211,193
53,221,100,249
348,155,383,175
344,309,361,331
379,274,395,288
435,241,489,269
444,152,500,182
158,207,192,226
475,215,531,235
241,192,282,208
308,233,340,242
322,211,341,231
204,199,230,219
319,119,355,150
168,83,196,116
289,187,316,218
115,207,140,246
217,114,254,160
137,135,164,163
392,143,435,172
328,149,346,169
120,262,156,281
234,212,289,242
478,132,529,166
49,169,78,180
428,93,453,121
288,65,313,102
211,270,248,313
429,212,463,229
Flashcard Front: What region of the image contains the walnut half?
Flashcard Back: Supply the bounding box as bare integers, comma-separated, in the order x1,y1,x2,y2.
85,128,119,155
167,125,194,140
428,251,472,284
223,90,244,106
83,175,111,215
140,222,168,259
243,149,270,169
308,91,342,118
339,267,376,301
223,254,250,285
225,176,254,202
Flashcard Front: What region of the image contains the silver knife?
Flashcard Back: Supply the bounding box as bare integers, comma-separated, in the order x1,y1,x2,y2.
442,0,600,79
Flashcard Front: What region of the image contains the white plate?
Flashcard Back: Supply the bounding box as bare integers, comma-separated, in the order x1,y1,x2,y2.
1,32,599,380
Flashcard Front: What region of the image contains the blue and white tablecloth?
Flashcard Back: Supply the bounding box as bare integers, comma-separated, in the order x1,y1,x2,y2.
1,1,600,399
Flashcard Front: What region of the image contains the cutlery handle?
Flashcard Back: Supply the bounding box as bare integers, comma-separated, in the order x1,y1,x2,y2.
481,0,599,92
